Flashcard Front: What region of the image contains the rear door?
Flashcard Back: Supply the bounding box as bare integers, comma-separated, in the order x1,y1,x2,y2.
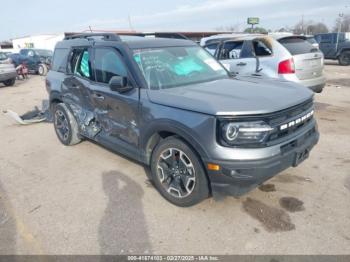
278,36,324,81
62,47,96,135
218,40,256,75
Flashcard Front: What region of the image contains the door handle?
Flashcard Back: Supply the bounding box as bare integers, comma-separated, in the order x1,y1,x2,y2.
92,93,105,100
236,62,247,66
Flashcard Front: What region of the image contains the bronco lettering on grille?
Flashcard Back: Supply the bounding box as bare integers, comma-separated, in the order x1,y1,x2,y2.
280,110,314,131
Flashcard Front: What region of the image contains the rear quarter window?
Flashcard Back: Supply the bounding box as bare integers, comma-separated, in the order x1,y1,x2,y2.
278,37,317,55
52,48,69,72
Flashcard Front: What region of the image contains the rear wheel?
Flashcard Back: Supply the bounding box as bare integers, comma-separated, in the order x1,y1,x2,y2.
53,103,81,146
3,78,15,86
338,51,350,66
150,137,209,207
38,64,48,76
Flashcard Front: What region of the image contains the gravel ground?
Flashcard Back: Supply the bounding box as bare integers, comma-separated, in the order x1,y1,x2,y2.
0,63,349,255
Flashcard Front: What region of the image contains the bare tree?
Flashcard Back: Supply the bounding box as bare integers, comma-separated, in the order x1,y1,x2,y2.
333,14,350,32
293,20,329,35
215,24,241,32
307,23,329,34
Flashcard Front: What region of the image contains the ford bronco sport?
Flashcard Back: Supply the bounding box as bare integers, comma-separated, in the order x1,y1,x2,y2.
46,33,319,206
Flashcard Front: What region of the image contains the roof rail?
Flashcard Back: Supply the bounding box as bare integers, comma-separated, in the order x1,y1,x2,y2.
64,33,121,41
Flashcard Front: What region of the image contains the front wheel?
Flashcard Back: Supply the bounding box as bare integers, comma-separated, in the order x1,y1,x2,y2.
338,51,350,66
150,137,209,207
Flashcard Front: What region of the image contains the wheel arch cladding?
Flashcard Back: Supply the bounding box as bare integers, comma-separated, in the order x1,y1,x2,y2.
143,122,210,165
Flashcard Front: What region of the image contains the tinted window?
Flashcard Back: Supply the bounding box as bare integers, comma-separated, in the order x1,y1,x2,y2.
69,48,91,79
220,41,244,59
253,39,272,56
278,37,317,55
306,37,317,44
94,48,127,84
204,43,219,56
27,50,35,57
52,48,69,72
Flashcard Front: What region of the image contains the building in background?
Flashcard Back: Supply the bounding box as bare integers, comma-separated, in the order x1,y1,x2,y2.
11,34,64,52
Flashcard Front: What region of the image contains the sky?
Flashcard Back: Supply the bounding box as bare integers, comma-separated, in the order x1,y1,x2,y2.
1,0,349,41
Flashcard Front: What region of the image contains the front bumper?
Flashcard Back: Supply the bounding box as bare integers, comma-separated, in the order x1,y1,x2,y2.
205,124,319,196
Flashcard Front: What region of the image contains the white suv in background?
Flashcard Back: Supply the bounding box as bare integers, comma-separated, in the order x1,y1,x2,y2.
201,34,325,93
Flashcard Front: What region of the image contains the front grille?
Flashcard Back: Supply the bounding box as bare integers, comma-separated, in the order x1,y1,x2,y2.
264,99,314,144
216,98,315,148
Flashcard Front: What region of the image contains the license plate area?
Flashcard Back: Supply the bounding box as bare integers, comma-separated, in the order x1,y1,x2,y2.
293,148,310,167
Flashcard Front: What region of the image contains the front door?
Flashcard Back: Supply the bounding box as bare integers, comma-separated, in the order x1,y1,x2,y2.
89,46,140,157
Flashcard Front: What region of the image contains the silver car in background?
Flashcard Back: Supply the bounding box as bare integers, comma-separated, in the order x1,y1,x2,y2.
201,34,325,93
0,52,17,87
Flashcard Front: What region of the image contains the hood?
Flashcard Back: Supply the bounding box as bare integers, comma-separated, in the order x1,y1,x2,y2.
147,76,314,116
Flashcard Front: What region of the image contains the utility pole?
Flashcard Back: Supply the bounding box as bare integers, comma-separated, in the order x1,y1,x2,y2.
301,14,304,35
128,14,134,31
336,13,344,53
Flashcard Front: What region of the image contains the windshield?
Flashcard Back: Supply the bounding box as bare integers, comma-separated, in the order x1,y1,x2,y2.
35,49,53,57
133,46,228,89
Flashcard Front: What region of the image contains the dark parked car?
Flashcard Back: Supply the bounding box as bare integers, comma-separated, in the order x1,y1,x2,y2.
315,33,350,65
46,33,319,206
18,48,53,75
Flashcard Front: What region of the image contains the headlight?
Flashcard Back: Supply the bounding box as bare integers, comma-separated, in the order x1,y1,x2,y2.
221,121,273,146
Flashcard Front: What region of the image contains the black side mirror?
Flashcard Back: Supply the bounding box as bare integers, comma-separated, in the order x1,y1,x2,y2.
109,76,132,93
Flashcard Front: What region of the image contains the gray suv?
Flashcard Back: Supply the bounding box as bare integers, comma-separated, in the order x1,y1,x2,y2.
46,33,319,206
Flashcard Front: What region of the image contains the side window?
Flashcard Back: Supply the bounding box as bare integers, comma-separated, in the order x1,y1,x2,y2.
253,39,272,57
204,43,219,56
220,41,244,60
69,48,91,79
27,50,35,57
94,48,127,84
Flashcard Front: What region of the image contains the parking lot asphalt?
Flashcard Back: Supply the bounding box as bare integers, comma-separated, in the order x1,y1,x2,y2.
0,62,349,255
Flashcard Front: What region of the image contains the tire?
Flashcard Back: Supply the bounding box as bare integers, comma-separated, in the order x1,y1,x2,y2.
3,78,15,86
38,64,48,76
338,51,350,66
53,103,81,146
150,137,209,207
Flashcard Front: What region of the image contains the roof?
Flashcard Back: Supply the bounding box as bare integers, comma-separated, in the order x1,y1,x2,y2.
56,34,196,49
200,33,268,45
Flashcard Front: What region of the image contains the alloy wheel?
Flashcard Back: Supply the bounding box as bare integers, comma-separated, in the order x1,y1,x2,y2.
55,110,69,142
156,148,196,198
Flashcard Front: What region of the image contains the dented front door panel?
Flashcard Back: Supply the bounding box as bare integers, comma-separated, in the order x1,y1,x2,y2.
88,83,140,148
